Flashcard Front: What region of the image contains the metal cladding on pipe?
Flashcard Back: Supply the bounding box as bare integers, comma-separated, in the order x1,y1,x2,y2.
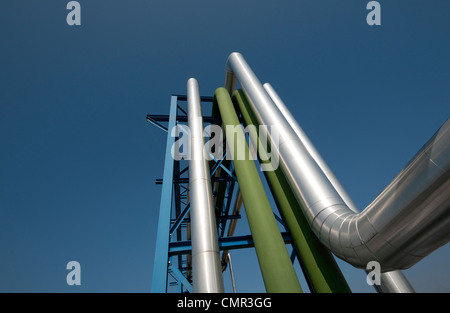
224,52,450,273
263,83,359,214
221,189,243,269
232,89,351,293
214,87,303,293
187,78,224,293
262,82,412,291
359,120,450,268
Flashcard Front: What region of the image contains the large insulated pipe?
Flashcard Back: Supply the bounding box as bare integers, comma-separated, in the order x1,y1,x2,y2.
262,82,413,292
224,52,450,273
187,78,224,293
232,89,351,293
214,87,303,293
221,189,243,269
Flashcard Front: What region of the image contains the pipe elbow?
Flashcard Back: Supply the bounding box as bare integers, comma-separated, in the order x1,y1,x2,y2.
320,210,431,272
310,205,371,269
224,53,242,94
225,52,242,70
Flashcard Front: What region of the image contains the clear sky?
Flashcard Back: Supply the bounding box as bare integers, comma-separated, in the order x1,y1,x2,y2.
0,0,449,293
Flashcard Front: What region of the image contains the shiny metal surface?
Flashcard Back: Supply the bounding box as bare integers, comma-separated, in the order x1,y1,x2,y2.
225,52,450,274
374,270,415,293
263,82,414,292
187,78,224,293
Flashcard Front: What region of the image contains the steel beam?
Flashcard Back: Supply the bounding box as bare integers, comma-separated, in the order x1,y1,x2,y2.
151,96,178,293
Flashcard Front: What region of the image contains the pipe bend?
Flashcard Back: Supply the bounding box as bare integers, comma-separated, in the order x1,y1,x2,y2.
225,52,450,272
224,52,242,94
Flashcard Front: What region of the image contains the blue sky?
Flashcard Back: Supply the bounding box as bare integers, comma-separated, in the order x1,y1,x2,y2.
0,0,449,292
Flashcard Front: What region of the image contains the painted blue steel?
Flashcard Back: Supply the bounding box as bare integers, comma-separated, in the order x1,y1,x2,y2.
169,203,191,238
209,150,236,180
219,179,236,237
177,104,187,116
210,154,226,176
210,154,236,180
146,116,169,133
151,96,178,293
170,264,193,293
273,212,287,228
149,94,246,292
168,232,293,256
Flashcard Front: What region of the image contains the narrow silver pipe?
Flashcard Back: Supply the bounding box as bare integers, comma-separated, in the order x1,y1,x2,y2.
263,82,414,292
225,52,450,274
227,253,237,293
187,78,224,293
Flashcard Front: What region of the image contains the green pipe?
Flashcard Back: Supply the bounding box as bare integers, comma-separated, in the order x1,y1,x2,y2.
214,87,303,293
209,104,233,232
232,89,351,293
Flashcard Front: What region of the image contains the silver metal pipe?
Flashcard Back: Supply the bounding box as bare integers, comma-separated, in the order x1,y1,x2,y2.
262,83,359,214
227,253,237,293
225,52,450,274
187,78,224,293
263,82,414,292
